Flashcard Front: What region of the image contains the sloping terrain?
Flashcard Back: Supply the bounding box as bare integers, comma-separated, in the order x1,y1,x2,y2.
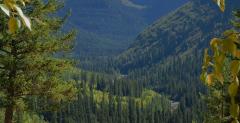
61,0,187,56
62,0,144,56
117,0,234,73
114,0,240,106
131,0,188,22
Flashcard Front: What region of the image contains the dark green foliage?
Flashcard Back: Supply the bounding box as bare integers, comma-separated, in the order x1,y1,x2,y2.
202,10,240,123
76,1,236,122
62,0,188,57
36,71,190,123
116,1,230,73
2,0,239,122
0,0,77,122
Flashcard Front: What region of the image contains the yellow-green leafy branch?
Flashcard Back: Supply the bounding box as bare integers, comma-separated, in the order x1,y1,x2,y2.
0,0,31,33
201,30,240,122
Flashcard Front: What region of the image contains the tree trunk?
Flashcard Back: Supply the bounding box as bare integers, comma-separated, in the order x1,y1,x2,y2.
4,104,14,123
4,39,17,123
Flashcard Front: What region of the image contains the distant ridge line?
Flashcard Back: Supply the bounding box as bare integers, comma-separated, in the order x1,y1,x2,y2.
120,0,147,9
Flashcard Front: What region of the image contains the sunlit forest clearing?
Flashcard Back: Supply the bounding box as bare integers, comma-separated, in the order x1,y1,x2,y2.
0,0,240,123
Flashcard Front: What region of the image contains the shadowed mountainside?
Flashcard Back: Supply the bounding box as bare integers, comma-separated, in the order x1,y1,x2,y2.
62,0,188,56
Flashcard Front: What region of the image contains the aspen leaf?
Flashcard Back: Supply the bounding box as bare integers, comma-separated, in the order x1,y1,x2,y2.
223,30,240,44
14,5,31,30
227,33,239,42
210,38,221,51
19,0,26,6
234,50,240,58
214,71,224,84
3,0,15,9
206,74,215,85
228,82,239,97
215,53,225,65
8,17,19,33
200,72,207,82
17,18,21,28
210,38,219,47
215,0,225,12
0,4,10,16
230,103,239,118
226,33,239,56
213,53,225,83
223,30,235,37
222,39,237,55
203,49,210,69
231,60,240,77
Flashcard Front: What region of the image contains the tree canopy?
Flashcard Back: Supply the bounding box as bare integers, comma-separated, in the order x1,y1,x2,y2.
0,0,77,123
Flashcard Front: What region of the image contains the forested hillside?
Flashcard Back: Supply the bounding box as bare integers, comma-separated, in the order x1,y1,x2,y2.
61,0,187,56
79,0,240,122
0,0,239,123
117,0,229,73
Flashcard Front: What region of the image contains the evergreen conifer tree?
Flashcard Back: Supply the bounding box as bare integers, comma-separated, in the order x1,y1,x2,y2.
0,0,77,123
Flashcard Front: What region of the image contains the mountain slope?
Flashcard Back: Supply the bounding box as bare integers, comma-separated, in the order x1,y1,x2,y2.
62,0,144,56
62,0,188,56
110,1,240,120
108,2,240,118
117,0,234,73
131,0,188,22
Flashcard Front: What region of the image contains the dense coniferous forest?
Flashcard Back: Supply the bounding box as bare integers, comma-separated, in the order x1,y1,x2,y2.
0,0,240,123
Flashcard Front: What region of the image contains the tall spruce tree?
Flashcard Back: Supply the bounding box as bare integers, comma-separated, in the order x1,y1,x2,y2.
0,0,77,123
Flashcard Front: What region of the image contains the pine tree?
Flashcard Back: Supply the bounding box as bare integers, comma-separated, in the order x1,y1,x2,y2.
0,0,77,123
